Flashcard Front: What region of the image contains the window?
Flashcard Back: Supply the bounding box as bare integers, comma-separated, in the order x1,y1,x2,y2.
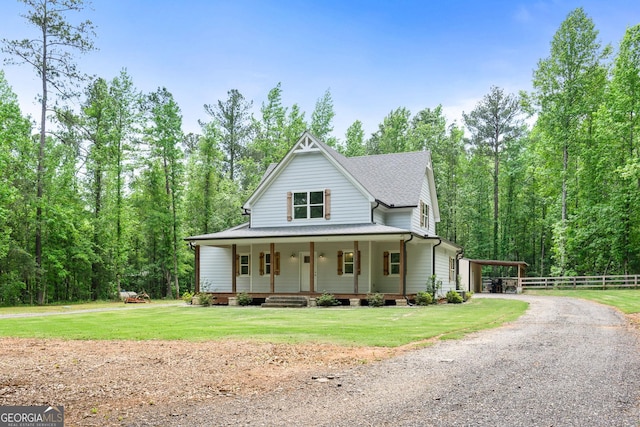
239,254,250,276
449,257,456,281
343,251,354,275
420,201,429,229
337,250,360,276
293,191,324,219
383,251,401,276
265,253,271,274
389,252,401,275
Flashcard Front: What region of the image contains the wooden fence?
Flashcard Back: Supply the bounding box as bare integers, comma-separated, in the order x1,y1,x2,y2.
519,275,640,290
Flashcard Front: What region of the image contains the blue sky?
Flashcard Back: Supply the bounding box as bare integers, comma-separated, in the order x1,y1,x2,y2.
2,1,639,139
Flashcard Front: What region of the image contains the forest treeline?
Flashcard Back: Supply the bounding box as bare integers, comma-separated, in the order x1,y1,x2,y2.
1,4,638,304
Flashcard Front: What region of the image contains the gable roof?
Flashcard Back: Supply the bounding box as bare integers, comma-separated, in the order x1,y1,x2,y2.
247,131,437,210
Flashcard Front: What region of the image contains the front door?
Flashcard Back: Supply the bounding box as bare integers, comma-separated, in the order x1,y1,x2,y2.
299,252,315,291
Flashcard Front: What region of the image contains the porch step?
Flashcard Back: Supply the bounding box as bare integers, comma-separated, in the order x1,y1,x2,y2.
261,295,309,308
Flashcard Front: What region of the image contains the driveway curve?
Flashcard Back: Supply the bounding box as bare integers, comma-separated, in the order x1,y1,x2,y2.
132,294,640,427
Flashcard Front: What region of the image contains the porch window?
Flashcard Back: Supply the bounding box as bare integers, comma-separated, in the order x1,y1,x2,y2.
338,250,361,276
259,252,281,276
288,189,331,221
389,251,401,275
238,254,250,276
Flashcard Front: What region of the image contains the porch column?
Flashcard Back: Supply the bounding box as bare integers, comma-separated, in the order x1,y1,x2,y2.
399,239,405,294
194,245,200,293
270,243,275,293
353,241,359,293
231,244,237,293
309,242,315,293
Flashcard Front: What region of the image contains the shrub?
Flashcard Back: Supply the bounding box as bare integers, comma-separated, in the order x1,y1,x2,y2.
367,293,385,307
316,292,341,307
426,275,442,300
197,292,212,307
236,292,253,306
415,291,433,306
446,290,463,304
181,291,193,303
463,291,473,302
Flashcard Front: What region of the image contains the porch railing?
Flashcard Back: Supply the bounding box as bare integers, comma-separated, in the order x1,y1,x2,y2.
519,275,640,290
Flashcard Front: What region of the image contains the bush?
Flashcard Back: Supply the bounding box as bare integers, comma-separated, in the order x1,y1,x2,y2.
316,292,341,307
196,292,212,306
367,293,385,307
181,291,193,303
463,291,473,302
446,290,463,304
236,292,253,306
415,291,433,305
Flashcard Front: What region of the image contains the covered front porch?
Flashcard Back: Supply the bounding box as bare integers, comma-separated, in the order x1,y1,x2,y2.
189,223,458,302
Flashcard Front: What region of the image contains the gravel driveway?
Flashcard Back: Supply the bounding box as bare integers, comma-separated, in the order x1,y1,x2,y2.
131,294,640,427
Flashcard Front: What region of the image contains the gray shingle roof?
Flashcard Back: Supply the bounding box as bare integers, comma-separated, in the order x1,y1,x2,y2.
303,136,430,207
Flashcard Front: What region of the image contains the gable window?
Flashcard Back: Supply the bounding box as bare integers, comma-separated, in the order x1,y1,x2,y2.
288,190,330,221
420,201,429,229
293,191,324,219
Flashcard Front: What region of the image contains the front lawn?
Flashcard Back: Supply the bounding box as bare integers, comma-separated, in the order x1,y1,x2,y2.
0,298,527,347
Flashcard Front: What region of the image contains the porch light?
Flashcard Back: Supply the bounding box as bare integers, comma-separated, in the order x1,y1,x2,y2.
319,253,325,258
290,253,296,259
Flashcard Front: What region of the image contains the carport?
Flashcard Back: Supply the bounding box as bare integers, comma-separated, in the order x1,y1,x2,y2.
459,259,528,293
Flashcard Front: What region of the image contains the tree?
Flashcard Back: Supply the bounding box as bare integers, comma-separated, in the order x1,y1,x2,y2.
342,120,366,157
145,87,184,299
531,7,610,274
463,86,525,261
367,107,412,154
2,0,95,303
310,89,337,146
205,89,253,182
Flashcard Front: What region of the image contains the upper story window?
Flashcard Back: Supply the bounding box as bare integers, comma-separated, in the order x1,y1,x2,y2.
420,200,429,229
287,189,331,221
292,191,324,219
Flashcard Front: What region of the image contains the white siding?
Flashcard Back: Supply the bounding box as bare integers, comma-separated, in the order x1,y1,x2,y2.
199,246,232,292
433,246,457,295
251,152,371,228
386,210,412,230
405,243,433,294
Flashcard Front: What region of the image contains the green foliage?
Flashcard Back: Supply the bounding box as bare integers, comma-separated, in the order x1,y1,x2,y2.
366,293,385,307
196,293,212,307
316,292,341,307
463,291,474,302
415,291,433,306
236,292,253,306
181,291,193,303
446,290,463,304
426,275,442,299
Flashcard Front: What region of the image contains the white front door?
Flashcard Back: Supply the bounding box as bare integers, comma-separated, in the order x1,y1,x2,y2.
299,252,315,291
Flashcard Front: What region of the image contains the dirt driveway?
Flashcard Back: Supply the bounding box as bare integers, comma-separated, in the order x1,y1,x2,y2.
1,295,639,426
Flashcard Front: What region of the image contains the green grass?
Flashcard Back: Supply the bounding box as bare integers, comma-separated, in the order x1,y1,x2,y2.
524,289,640,314
0,298,528,347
